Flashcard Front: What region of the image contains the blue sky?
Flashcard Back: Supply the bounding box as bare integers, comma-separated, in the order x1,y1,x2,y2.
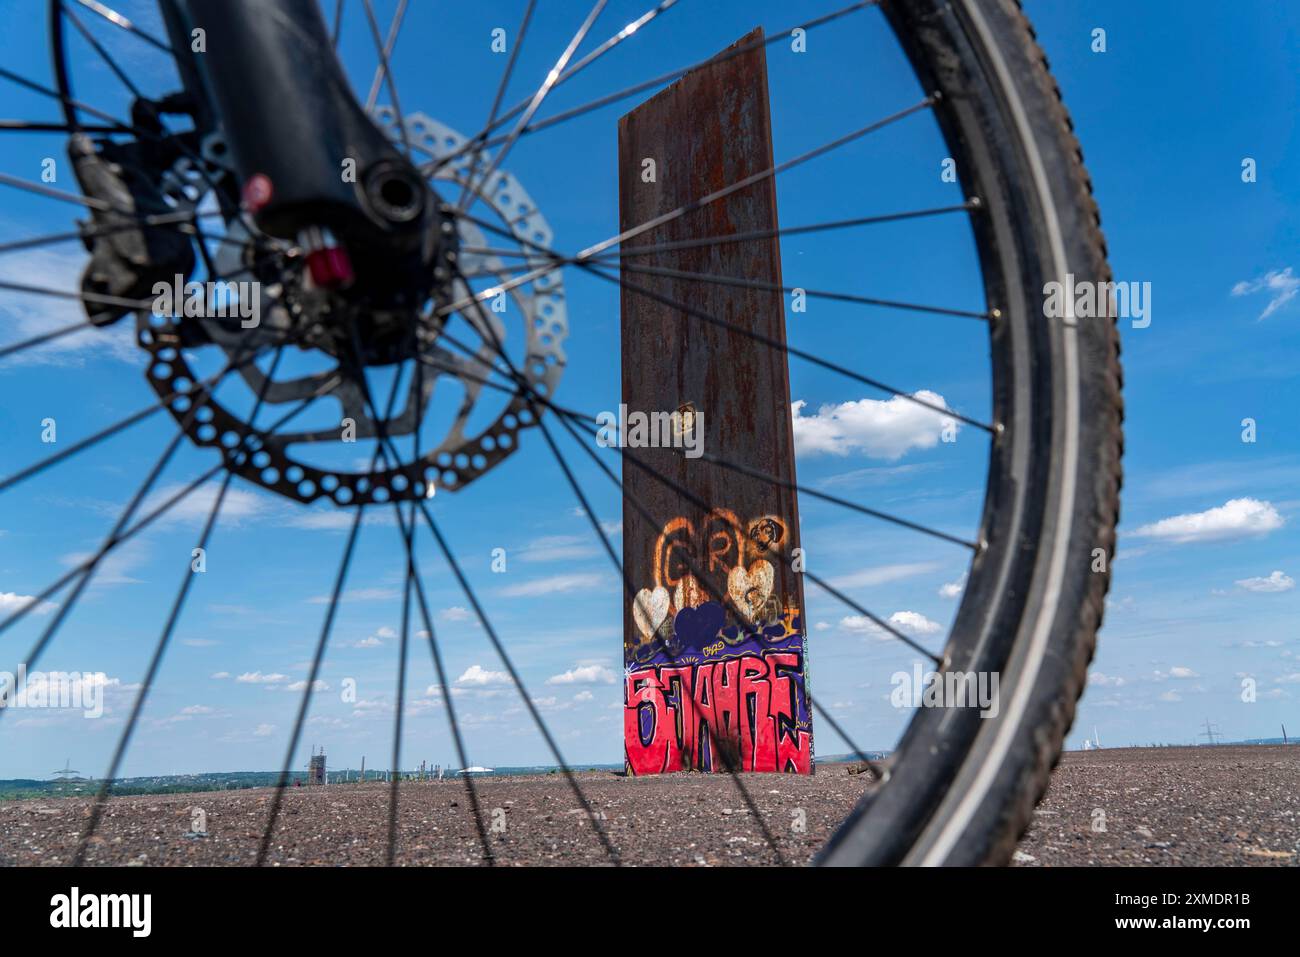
0,0,1297,779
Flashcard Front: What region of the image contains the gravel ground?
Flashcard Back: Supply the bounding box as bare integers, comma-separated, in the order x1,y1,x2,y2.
0,768,869,866
2,745,1295,866
1015,745,1300,866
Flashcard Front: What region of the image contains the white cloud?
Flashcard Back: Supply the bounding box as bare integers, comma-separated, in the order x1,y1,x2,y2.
828,561,940,590
517,535,599,563
1235,570,1295,593
573,690,594,703
236,671,288,684
281,509,396,531
888,610,942,635
1232,267,1300,319
211,671,230,679
791,390,955,459
307,587,400,604
939,571,967,599
1158,690,1181,703
352,636,382,648
1169,666,1198,679
0,591,57,616
440,606,471,621
546,664,616,686
1132,498,1283,544
282,509,355,530
141,483,269,528
455,664,510,687
840,610,941,638
375,626,397,638
499,572,604,598
286,679,330,692
0,247,139,366
253,723,276,737
58,537,149,587
1088,671,1126,687
179,705,214,716
181,638,220,648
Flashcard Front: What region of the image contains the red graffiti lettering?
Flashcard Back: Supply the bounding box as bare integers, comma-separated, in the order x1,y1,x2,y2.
625,651,812,775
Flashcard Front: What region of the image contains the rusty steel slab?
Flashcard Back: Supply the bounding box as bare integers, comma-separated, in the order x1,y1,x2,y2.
618,28,811,776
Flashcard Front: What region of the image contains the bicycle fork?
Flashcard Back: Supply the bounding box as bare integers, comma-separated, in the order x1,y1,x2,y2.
159,0,451,303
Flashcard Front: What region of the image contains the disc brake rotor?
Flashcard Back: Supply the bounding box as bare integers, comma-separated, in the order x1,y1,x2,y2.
136,110,567,506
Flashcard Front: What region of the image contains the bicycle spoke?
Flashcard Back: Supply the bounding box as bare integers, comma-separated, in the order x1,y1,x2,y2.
361,0,411,157
457,0,677,165
548,402,884,782
549,404,945,663
0,65,143,132
0,64,231,211
0,320,95,360
442,301,947,674
256,504,366,866
74,0,171,54
0,352,269,495
258,302,426,863
431,0,877,171
463,272,788,856
0,169,228,237
598,201,978,260
384,319,426,867
586,261,994,431
530,402,789,861
61,3,240,217
458,0,608,214
615,259,992,321
0,336,288,677
0,169,117,214
0,246,287,334
373,350,495,864
594,100,937,260
417,500,620,862
387,526,414,865
0,209,232,258
341,322,619,862
65,5,149,101
456,0,537,212
458,217,991,430
695,451,978,550
429,322,975,558
401,526,495,864
438,96,936,315
0,278,154,315
73,345,287,863
449,287,887,767
0,119,122,133
363,0,407,109
0,369,337,645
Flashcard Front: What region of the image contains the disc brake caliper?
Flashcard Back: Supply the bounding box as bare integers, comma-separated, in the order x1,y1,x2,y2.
68,128,195,326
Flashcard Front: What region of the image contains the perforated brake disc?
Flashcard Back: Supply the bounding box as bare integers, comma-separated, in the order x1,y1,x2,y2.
135,110,567,506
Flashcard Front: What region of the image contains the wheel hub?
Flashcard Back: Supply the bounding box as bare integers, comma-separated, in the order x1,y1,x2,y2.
136,110,567,506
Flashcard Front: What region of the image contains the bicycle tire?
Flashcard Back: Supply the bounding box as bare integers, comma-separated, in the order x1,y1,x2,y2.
818,0,1123,866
